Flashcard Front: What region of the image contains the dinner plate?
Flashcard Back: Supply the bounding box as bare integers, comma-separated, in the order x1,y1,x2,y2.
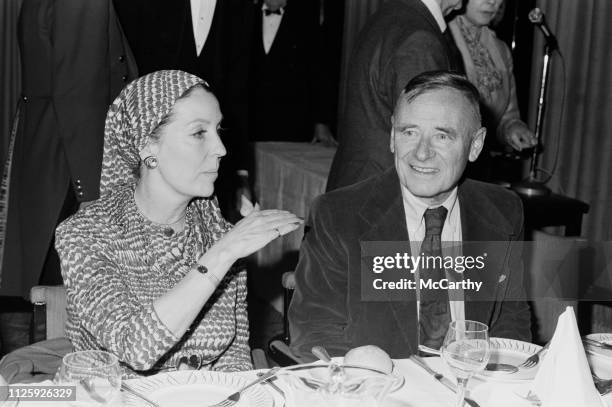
285,357,405,393
477,338,542,382
586,334,612,360
122,370,274,407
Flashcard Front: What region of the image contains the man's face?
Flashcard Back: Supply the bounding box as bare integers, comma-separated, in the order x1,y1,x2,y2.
439,0,463,16
390,88,486,206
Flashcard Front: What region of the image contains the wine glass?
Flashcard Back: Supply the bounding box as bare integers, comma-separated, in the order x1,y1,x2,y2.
441,320,490,407
55,350,122,406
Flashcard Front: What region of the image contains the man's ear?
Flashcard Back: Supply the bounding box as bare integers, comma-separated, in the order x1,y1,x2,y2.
468,127,487,162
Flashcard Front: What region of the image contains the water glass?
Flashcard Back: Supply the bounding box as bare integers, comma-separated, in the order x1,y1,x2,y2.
441,320,490,407
55,350,121,406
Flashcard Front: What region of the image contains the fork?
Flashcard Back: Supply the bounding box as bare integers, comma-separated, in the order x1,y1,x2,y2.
121,382,162,407
207,367,280,407
519,341,551,368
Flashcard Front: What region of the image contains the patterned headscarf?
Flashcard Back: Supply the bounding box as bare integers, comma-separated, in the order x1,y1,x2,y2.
99,70,208,196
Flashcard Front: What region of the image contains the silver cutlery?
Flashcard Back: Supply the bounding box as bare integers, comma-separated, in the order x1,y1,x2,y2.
285,362,389,375
257,371,285,407
410,355,481,407
121,382,162,407
519,341,551,368
583,337,612,350
485,362,518,373
207,367,280,407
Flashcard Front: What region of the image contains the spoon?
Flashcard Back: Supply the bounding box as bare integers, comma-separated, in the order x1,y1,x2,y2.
485,363,519,374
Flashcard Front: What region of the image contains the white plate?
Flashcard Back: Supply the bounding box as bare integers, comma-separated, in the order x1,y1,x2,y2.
586,334,612,360
477,338,542,382
286,357,405,393
122,370,274,407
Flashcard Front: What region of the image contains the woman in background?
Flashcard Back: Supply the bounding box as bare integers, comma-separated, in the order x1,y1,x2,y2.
449,0,537,152
56,70,301,377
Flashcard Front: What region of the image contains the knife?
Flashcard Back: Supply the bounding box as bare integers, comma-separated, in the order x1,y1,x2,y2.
410,355,457,393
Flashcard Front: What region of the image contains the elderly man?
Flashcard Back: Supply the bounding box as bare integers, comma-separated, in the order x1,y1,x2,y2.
289,71,531,360
326,0,466,191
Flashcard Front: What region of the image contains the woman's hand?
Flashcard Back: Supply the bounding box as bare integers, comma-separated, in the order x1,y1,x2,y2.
208,206,303,265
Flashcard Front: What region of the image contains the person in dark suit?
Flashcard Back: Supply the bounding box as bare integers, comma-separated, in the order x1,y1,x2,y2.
113,0,256,220
0,0,137,296
248,0,336,145
326,0,465,191
289,71,531,360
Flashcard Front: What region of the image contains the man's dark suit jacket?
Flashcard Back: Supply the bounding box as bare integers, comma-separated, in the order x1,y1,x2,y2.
1,0,137,296
249,2,333,143
326,0,463,191
289,168,531,360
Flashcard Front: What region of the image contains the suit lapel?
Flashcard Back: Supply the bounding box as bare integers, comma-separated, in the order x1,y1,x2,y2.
459,182,515,325
358,169,418,352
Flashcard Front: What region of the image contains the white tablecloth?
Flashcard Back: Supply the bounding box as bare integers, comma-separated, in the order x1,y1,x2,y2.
6,357,612,406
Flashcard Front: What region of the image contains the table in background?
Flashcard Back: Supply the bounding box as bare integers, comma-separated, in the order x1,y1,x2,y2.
519,193,590,238
251,142,335,312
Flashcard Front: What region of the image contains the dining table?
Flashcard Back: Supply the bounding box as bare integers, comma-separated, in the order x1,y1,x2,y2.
4,354,612,407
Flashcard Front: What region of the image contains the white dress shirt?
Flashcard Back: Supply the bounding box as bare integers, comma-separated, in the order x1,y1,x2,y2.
262,5,285,54
419,0,447,32
191,0,217,56
401,185,465,326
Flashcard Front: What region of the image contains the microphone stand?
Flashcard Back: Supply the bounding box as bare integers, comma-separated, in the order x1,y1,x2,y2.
512,41,556,197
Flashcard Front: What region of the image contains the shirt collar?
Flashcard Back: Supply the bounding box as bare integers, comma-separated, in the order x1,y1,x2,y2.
419,0,447,32
401,184,458,228
261,4,285,15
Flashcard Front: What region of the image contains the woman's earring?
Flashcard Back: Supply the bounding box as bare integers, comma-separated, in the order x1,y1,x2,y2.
144,156,158,169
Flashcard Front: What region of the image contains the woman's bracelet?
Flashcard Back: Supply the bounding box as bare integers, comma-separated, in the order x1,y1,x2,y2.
194,263,221,286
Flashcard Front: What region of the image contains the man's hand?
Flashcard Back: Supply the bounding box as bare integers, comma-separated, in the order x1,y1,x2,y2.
311,123,338,147
504,121,537,151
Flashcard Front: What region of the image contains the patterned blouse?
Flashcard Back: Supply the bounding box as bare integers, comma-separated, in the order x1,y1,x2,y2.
55,184,252,377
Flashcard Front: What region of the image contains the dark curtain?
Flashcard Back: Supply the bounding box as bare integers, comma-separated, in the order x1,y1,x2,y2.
527,0,612,331
0,0,22,169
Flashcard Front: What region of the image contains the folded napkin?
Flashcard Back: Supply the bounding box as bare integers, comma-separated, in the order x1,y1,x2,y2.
531,306,606,407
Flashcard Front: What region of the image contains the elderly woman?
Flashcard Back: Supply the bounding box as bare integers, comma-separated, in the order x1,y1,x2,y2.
449,0,537,152
55,70,301,376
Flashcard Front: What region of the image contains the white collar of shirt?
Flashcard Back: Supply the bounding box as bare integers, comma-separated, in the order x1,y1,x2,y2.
262,4,285,16
191,0,217,56
419,0,447,32
261,4,285,54
401,184,460,244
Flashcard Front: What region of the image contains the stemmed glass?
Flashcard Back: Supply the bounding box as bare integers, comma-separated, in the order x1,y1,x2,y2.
55,350,122,406
441,320,490,407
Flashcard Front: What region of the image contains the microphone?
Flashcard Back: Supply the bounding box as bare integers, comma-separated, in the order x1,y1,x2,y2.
528,8,558,50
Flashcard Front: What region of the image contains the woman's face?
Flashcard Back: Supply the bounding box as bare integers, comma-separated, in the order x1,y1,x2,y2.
464,0,504,27
146,87,226,199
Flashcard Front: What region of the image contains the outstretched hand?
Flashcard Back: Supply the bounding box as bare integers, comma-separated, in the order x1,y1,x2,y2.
215,201,303,262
